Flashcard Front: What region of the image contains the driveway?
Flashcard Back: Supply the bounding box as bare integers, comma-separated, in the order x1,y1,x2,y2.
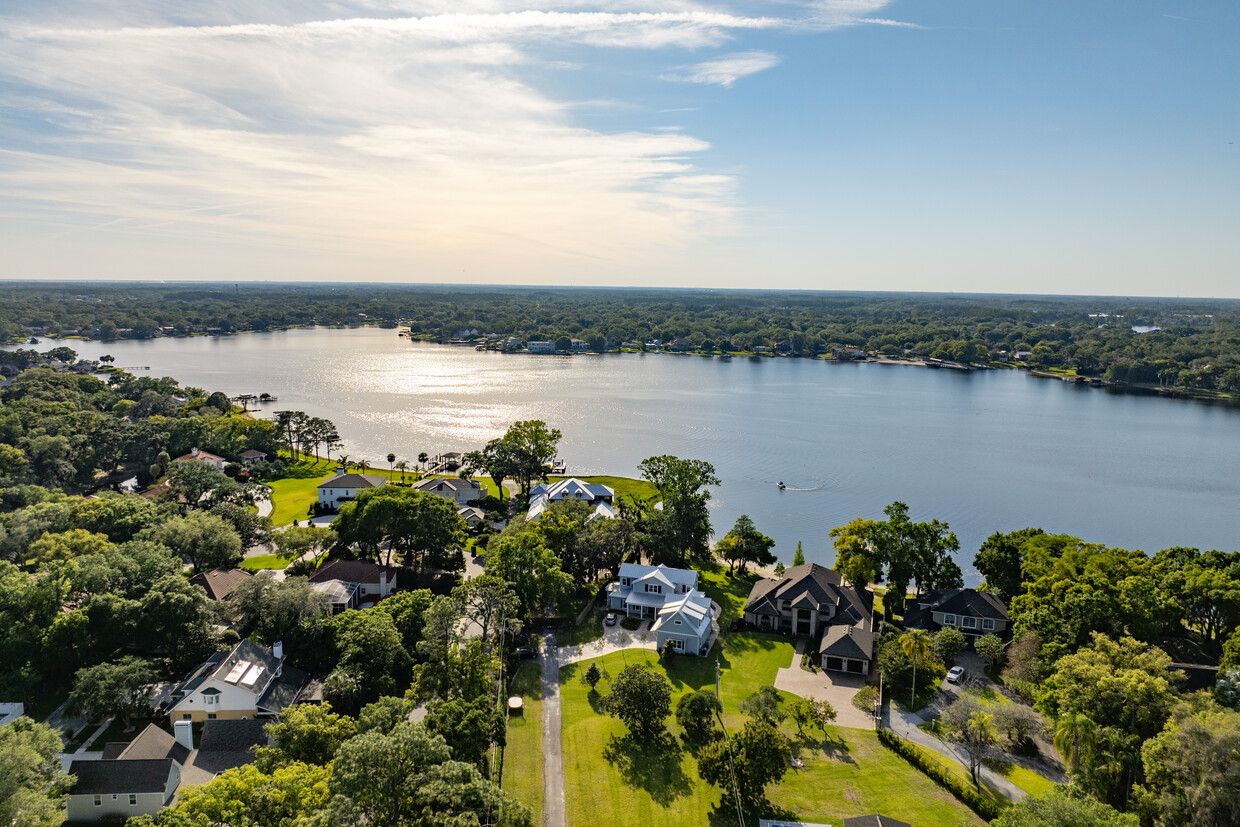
540,632,567,827
773,640,874,730
557,619,658,665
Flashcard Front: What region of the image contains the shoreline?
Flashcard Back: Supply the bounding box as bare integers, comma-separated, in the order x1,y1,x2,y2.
10,323,1237,407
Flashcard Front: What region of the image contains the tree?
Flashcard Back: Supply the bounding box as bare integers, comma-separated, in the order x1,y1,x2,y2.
675,690,722,743
0,716,70,827
933,626,967,664
993,703,1043,746
583,662,602,692
257,702,358,770
424,694,506,771
330,609,410,705
1053,711,1099,772
27,528,112,565
394,460,409,482
1003,631,1044,693
372,588,436,654
899,628,934,708
739,685,786,726
212,501,273,549
637,455,719,565
358,696,416,735
329,722,531,827
991,786,1137,827
139,574,217,668
168,458,235,509
231,575,329,650
975,528,1043,604
1136,703,1240,827
68,657,157,730
454,574,519,651
485,420,562,500
141,510,243,572
485,530,573,619
604,663,672,738
272,525,333,565
941,694,996,787
332,487,466,571
697,718,790,807
793,541,805,566
830,517,882,589
714,514,776,575
417,451,429,471
386,452,396,477
976,633,1007,666
160,761,331,827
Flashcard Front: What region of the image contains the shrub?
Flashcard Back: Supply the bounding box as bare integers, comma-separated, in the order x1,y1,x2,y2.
853,684,880,714
875,729,1005,821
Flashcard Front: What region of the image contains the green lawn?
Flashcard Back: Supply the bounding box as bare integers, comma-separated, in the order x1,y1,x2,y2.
240,553,294,571
560,636,984,827
502,663,544,824
558,607,607,648
989,762,1057,798
556,475,659,503
266,457,338,525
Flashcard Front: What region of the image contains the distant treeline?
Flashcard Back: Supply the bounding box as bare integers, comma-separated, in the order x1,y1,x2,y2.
3,282,1240,392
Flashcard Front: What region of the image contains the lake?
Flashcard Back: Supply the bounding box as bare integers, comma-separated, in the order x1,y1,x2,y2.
77,327,1240,581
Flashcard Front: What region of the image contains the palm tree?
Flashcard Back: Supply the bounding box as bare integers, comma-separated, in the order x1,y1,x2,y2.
395,460,409,483
387,452,396,479
899,629,933,709
336,454,351,473
1053,711,1098,772
418,451,429,471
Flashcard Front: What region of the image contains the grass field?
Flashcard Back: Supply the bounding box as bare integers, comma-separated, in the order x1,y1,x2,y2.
502,663,545,824
557,475,659,503
560,636,984,827
987,760,1058,798
267,457,338,525
240,553,294,571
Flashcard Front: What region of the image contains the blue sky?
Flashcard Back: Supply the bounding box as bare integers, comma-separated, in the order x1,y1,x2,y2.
1,0,1237,295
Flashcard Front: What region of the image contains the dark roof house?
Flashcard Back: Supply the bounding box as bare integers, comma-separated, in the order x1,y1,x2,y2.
188,568,253,601
744,563,875,675
903,588,1011,644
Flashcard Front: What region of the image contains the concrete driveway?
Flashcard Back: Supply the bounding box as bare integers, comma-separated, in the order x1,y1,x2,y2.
557,617,659,665
773,642,874,730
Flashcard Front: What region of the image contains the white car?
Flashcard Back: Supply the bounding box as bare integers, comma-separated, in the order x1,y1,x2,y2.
946,666,965,684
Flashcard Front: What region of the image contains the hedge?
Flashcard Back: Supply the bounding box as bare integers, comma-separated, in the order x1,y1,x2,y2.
876,729,1006,821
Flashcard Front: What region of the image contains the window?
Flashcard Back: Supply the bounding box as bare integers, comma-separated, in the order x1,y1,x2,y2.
208,713,217,720
94,796,102,807
645,583,661,594
182,713,192,720
620,577,630,586
671,638,685,651
961,616,977,629
943,614,956,626
982,618,995,631
129,795,138,806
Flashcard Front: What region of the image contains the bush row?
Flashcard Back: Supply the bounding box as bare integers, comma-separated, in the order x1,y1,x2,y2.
875,729,1005,821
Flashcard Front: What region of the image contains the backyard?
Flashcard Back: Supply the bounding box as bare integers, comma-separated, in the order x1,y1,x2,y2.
560,632,984,827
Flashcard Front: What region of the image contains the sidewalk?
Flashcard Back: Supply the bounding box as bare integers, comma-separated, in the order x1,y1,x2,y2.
886,705,1026,802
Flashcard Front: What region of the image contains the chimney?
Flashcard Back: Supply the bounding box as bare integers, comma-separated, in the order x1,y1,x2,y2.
174,719,193,751
273,640,284,661
336,466,346,476
191,447,199,457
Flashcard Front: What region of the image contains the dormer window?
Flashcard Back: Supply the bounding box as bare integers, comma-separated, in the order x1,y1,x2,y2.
645,584,661,594
961,617,977,629
943,614,956,626
621,578,630,586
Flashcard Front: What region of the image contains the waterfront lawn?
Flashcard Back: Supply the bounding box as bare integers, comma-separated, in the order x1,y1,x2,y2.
266,457,338,525
560,636,984,827
550,475,658,504
502,663,544,824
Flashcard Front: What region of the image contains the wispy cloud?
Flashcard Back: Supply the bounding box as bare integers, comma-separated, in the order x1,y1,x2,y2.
665,50,780,87
0,0,908,280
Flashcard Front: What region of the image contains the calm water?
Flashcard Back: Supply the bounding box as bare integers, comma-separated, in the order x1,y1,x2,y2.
78,327,1240,581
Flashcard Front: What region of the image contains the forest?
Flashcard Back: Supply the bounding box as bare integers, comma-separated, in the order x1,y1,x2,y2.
3,282,1240,393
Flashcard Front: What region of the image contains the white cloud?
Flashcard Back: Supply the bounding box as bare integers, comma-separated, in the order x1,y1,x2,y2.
666,50,780,87
0,1,906,280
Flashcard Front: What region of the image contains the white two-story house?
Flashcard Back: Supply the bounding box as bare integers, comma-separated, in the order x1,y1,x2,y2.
316,471,387,508
606,563,719,656
165,640,317,723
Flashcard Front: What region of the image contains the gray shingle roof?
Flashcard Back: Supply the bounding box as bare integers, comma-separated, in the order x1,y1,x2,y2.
917,588,1009,621
188,568,253,600
317,473,386,490
257,664,311,714
118,723,189,765
70,759,174,795
843,816,912,827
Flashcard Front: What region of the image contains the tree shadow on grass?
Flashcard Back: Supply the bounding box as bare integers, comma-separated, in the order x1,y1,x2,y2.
602,730,693,806
707,797,798,827
792,730,853,764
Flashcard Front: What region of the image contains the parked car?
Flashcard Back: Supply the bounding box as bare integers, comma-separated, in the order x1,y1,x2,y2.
516,647,537,659
946,665,965,684
604,612,618,626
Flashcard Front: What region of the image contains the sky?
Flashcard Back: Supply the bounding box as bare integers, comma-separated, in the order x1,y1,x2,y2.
0,0,1237,296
